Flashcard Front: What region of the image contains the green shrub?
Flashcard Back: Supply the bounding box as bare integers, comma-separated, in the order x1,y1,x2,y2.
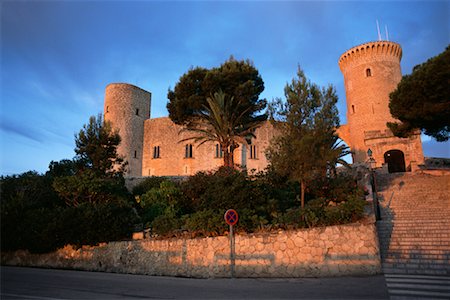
307,173,359,204
275,191,366,229
151,213,182,237
132,176,166,196
183,209,226,237
62,202,139,247
139,181,190,227
236,208,269,232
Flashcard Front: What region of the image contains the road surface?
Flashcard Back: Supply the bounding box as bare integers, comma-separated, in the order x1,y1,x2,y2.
1,266,389,299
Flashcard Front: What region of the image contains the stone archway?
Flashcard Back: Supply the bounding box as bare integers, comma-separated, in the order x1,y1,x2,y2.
384,150,406,173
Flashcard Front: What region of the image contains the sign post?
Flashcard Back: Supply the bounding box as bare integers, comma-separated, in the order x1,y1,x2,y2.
224,209,238,278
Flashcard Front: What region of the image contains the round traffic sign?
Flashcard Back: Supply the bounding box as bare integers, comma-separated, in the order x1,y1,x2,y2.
224,209,239,226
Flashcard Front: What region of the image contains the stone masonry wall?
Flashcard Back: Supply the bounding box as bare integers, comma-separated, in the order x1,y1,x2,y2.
1,220,381,278
142,118,276,176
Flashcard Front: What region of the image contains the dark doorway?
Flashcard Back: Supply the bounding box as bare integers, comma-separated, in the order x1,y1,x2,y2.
384,150,406,173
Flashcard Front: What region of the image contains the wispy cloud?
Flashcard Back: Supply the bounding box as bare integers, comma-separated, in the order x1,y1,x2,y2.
0,119,44,143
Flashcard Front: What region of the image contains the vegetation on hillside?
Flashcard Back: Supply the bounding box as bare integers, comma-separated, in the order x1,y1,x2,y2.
1,64,367,254
1,115,137,253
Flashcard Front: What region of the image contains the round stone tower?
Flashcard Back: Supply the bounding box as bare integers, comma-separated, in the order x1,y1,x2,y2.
104,83,151,177
338,41,423,172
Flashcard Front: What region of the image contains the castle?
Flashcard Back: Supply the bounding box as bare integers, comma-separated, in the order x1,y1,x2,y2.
103,41,424,177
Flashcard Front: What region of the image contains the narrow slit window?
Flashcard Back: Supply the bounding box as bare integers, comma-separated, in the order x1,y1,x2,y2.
366,68,372,77
153,146,160,159
351,105,355,114
185,144,193,158
215,144,223,158
134,150,137,158
136,108,140,116
250,145,257,159
106,106,109,113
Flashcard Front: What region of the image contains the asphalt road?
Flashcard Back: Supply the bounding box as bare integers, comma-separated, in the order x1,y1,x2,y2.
1,266,389,299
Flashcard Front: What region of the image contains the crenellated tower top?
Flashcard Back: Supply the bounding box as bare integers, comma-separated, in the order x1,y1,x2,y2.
338,41,402,73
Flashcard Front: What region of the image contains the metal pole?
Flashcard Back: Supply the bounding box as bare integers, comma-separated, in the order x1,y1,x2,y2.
372,169,381,220
230,224,235,278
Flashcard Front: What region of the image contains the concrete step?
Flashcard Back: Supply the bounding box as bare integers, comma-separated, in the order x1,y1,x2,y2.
377,231,450,237
380,246,449,255
383,266,450,276
383,257,450,264
385,274,450,299
382,253,450,260
388,238,450,243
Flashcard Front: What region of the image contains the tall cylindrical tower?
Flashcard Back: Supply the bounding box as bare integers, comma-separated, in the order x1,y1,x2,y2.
338,41,423,171
104,83,151,177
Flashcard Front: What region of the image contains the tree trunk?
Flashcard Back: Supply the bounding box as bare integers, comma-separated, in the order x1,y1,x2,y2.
300,179,306,208
223,151,235,168
222,143,235,169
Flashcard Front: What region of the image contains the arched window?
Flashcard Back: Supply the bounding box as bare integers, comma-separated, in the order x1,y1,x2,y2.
366,68,372,77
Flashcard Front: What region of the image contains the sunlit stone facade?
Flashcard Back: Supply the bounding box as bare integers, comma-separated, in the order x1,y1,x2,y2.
104,41,424,177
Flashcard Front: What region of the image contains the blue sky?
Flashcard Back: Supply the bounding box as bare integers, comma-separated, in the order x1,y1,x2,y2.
1,0,449,175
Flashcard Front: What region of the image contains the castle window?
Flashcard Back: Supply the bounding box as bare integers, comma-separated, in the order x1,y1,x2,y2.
249,145,257,159
106,106,109,113
153,146,160,159
136,108,140,116
366,68,372,77
351,105,355,114
215,144,223,158
134,150,137,158
185,144,193,158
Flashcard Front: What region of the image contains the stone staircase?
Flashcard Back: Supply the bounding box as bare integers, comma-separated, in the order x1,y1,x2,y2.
376,172,450,276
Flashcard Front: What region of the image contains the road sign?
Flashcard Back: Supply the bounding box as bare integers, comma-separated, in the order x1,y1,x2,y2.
224,209,239,226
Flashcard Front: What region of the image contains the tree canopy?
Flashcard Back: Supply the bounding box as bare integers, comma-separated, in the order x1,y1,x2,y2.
74,113,126,176
53,114,129,206
179,90,267,167
388,45,450,142
167,57,267,126
267,67,343,208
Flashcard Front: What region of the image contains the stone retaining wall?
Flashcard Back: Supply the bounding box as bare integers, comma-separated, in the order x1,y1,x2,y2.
1,219,381,278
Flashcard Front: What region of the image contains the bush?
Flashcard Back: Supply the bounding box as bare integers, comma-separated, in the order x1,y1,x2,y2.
306,173,359,204
132,176,166,196
61,202,139,247
139,181,190,228
183,209,227,237
151,213,182,237
275,191,366,229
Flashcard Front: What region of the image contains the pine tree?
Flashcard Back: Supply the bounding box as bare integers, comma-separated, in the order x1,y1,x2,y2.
267,67,343,208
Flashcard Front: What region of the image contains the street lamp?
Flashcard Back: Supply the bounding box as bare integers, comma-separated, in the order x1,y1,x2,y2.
367,148,376,169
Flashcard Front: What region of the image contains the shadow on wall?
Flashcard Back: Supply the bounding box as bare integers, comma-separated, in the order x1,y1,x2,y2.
1,222,382,278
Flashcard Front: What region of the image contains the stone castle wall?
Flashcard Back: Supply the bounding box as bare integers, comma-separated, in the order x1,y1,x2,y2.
338,41,423,167
103,41,424,176
104,83,151,177
1,220,381,278
142,118,276,176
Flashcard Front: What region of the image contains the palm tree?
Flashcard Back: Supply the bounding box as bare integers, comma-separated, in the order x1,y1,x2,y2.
326,135,352,177
180,90,267,168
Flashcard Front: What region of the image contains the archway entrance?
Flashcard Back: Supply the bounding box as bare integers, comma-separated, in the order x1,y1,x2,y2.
384,150,406,173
